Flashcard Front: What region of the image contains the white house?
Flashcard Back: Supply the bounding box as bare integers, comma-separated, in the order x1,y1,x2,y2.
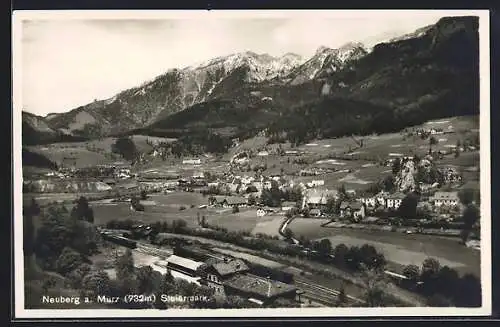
359,195,377,208
263,181,273,189
256,208,267,217
374,191,390,207
306,180,325,188
183,158,201,165
431,192,460,207
281,201,297,212
386,192,405,209
257,151,269,157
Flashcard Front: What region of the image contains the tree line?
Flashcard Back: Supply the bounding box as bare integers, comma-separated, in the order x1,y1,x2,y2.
402,258,481,307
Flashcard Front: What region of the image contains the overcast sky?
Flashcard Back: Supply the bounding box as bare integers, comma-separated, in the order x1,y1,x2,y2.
17,10,463,116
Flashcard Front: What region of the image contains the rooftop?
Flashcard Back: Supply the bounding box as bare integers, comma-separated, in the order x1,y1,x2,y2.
166,255,204,272
213,196,248,205
224,273,297,298
432,191,459,200
340,201,363,210
281,201,297,208
387,192,406,199
212,259,249,277
307,196,328,205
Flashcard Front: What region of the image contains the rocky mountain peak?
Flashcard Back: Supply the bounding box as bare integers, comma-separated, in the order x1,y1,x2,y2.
315,46,331,55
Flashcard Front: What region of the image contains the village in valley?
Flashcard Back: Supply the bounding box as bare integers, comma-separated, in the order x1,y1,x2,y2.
19,14,483,311
23,115,481,309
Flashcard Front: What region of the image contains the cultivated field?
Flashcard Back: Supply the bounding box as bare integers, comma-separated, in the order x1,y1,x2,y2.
92,203,209,227
25,135,176,169
206,209,262,233
251,215,287,237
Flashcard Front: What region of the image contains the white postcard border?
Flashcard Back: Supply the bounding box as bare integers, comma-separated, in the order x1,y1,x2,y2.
12,9,492,319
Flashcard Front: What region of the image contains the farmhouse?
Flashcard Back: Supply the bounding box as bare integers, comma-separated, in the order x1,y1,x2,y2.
358,195,377,207
430,191,460,207
201,258,250,296
223,273,297,306
386,192,405,209
300,169,319,176
305,194,328,209
339,201,366,220
210,196,248,208
183,158,202,165
303,189,338,210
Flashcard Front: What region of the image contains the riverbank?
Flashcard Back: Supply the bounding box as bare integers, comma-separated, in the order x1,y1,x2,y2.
320,220,463,238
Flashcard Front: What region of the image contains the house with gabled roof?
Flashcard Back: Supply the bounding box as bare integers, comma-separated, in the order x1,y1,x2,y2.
386,192,406,209
430,191,460,207
303,189,338,210
339,201,366,221
223,273,297,306
200,258,250,296
209,195,248,208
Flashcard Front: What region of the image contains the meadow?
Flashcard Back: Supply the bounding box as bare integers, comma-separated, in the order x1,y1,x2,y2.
26,135,176,168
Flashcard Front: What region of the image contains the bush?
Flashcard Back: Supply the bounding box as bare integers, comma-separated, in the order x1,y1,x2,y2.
55,247,84,275
232,206,240,213
179,206,186,211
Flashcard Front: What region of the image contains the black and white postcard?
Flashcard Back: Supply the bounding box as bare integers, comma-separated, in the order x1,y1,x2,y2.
12,9,491,318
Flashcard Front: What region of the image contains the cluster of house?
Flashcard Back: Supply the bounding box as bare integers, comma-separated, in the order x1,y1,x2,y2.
139,245,297,306
299,168,334,177
438,166,463,184
47,163,133,180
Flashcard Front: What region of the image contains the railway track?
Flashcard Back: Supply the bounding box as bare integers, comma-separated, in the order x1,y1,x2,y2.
135,243,173,258
103,230,367,307
295,278,365,306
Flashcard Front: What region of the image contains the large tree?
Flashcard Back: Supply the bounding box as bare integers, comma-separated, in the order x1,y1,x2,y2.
397,193,419,220
71,196,94,223
112,137,138,161
333,243,349,267
429,136,438,154
81,269,111,298
55,247,84,275
361,268,389,307
460,204,480,243
317,239,333,257
136,266,155,295
23,198,40,257
403,264,420,282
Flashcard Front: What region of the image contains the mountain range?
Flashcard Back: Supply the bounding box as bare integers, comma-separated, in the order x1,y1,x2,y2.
22,16,479,147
